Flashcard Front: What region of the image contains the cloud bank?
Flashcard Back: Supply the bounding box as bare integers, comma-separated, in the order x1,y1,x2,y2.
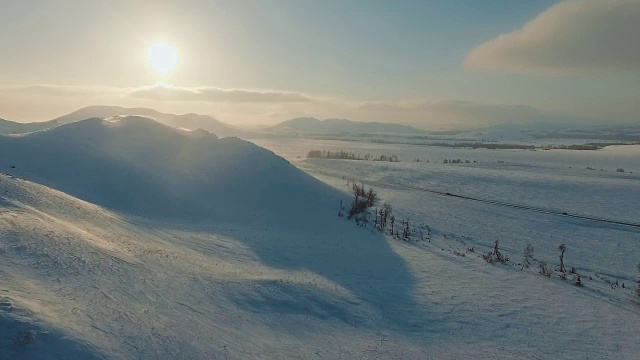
465,0,640,74
0,84,314,103
129,85,314,103
0,84,124,97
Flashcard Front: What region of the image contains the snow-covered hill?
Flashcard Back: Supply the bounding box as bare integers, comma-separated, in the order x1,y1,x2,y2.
0,116,341,222
270,117,427,136
0,121,427,357
53,105,248,138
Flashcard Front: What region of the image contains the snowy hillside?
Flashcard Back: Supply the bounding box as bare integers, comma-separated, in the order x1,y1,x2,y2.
0,118,433,357
270,117,427,136
0,118,59,135
0,116,346,222
3,169,640,359
53,106,247,138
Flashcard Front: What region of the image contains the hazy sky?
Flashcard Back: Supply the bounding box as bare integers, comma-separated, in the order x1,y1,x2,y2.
1,0,639,128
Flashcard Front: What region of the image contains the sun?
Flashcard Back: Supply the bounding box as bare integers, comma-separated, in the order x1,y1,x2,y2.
147,42,178,75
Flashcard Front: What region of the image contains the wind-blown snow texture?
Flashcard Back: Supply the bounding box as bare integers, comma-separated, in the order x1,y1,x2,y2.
1,118,639,359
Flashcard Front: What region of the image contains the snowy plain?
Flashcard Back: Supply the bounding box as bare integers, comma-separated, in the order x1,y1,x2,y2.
0,117,639,359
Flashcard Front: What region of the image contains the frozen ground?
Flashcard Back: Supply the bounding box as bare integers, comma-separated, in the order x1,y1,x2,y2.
1,120,639,359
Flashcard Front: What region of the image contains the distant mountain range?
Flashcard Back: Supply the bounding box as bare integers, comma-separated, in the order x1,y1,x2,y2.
3,106,638,142
52,105,246,138
269,117,427,135
0,118,59,134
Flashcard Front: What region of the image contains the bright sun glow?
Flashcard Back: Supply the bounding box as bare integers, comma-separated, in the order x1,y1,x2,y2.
147,42,178,75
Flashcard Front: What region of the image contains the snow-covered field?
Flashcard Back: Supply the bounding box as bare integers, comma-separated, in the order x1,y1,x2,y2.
252,137,640,356
1,119,639,359
252,138,640,276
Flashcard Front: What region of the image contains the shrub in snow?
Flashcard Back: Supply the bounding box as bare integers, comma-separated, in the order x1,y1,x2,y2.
539,262,551,277
483,240,508,265
482,252,496,264
347,183,368,219
560,272,567,281
521,243,534,270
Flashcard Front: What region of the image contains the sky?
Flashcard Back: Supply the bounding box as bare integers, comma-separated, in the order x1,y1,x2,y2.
1,0,639,129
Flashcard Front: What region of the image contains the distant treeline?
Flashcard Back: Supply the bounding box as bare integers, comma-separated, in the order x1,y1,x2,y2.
433,142,616,151
443,159,475,164
432,142,536,150
541,144,600,151
307,150,400,162
530,133,640,142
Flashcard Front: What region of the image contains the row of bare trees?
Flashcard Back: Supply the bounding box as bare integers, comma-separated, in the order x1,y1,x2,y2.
308,150,400,162
495,242,640,293
340,182,418,241
340,180,640,303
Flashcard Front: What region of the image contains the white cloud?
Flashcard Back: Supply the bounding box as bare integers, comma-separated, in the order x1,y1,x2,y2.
0,84,315,104
465,0,640,74
0,84,124,97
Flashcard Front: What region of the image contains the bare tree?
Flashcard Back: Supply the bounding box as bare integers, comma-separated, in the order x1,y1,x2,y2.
390,215,395,234
558,243,567,273
494,240,507,263
401,218,411,240
521,243,534,271
374,208,378,228
367,188,377,207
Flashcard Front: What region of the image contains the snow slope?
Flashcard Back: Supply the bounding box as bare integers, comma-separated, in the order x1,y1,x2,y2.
2,172,640,359
52,105,248,138
0,169,427,357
